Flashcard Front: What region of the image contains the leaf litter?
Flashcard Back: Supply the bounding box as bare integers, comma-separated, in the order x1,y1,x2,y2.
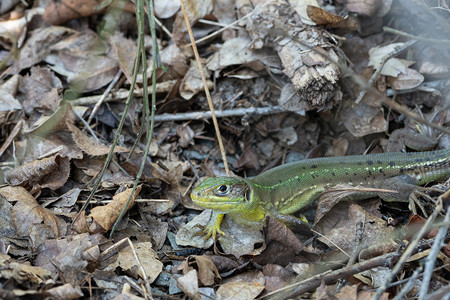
0,0,449,299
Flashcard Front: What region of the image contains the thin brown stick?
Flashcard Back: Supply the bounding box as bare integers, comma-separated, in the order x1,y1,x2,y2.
88,69,122,124
373,199,443,299
179,0,230,176
384,26,450,45
0,119,22,158
261,251,400,299
418,191,450,299
71,80,176,106
153,106,286,122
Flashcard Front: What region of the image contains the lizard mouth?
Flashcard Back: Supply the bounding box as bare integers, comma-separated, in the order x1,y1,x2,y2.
190,192,240,212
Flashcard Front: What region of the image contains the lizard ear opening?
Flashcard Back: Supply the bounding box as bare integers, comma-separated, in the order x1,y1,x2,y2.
244,187,251,202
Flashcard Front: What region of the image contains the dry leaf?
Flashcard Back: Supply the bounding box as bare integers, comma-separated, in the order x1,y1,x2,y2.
306,5,344,26
216,281,264,300
179,59,213,100
67,121,130,156
28,102,75,137
109,32,137,84
266,218,303,255
176,124,195,148
341,101,387,137
106,242,163,284
314,184,396,224
177,269,201,300
11,26,76,73
187,255,221,286
20,66,63,114
236,143,260,170
307,5,359,31
155,0,181,19
317,204,399,252
87,185,142,233
419,61,449,76
207,37,273,72
0,186,66,250
43,0,106,25
172,0,213,41
34,233,104,286
0,253,52,285
43,283,83,299
5,154,70,192
288,0,320,25
0,75,22,126
387,67,424,90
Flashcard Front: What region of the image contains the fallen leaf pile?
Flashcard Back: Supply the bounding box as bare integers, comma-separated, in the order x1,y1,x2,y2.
0,0,449,299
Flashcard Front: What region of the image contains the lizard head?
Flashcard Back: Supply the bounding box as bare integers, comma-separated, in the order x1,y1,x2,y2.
191,177,256,214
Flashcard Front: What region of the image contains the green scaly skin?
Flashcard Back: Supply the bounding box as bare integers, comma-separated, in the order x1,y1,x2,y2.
191,149,450,239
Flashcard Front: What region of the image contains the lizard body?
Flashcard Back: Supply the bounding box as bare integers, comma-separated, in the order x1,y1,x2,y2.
191,149,450,239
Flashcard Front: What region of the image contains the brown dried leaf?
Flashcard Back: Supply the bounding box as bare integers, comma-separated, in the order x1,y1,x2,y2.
188,255,221,286
263,265,294,293
0,253,52,285
314,184,397,225
266,218,303,254
177,269,201,300
216,281,264,300
144,215,169,250
278,84,304,113
43,284,83,299
218,214,265,258
28,103,75,137
253,219,302,266
180,59,213,100
106,241,163,284
87,185,142,233
176,124,195,148
155,0,181,18
24,133,83,163
0,186,66,249
387,67,424,90
43,0,106,25
150,161,189,185
11,26,76,73
0,75,22,126
160,43,189,77
341,101,387,137
69,56,119,93
207,37,274,72
172,0,213,42
307,5,360,31
109,32,137,85
236,143,260,170
67,121,130,156
34,233,104,286
317,204,399,252
5,155,70,191
307,5,344,25
20,66,63,114
419,61,449,76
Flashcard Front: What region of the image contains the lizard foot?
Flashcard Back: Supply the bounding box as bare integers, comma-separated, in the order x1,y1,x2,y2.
193,223,225,240
193,211,225,240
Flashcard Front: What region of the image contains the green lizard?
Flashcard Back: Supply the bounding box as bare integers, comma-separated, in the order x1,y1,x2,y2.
191,149,450,239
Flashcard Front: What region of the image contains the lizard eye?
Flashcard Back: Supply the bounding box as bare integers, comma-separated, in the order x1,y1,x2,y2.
217,185,228,194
